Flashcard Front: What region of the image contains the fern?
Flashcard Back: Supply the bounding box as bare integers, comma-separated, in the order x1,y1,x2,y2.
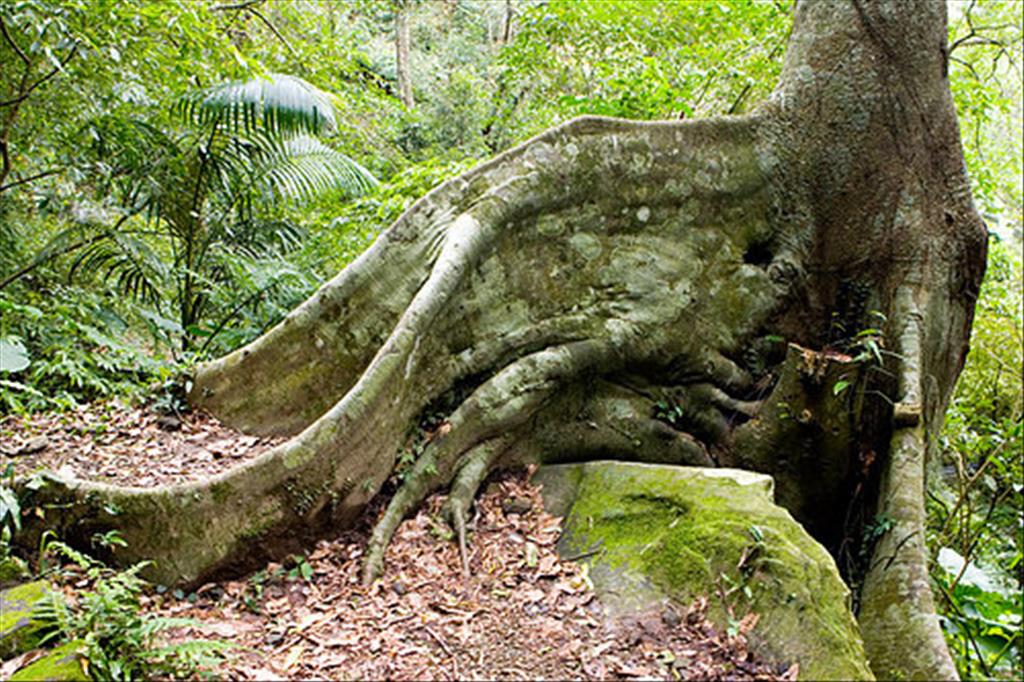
33,539,235,679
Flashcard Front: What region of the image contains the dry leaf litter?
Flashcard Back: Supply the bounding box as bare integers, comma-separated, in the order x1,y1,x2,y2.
2,405,796,680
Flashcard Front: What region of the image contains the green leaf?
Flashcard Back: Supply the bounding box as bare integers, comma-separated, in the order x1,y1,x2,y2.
833,379,851,396
139,310,184,336
0,485,22,532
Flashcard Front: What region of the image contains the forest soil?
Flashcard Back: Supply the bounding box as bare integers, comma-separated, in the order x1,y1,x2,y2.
146,471,795,680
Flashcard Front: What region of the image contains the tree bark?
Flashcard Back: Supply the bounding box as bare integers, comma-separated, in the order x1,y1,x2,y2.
500,0,514,45
395,0,414,109
17,2,985,679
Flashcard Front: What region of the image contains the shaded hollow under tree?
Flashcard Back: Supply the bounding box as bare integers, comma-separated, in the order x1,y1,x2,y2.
18,1,986,679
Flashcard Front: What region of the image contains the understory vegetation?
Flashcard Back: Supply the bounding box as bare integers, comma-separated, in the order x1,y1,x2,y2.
1,1,1021,679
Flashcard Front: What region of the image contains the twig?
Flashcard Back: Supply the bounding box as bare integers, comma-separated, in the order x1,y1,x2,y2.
938,436,1012,538
0,44,79,109
381,612,417,628
247,6,298,59
0,16,29,65
948,487,1012,592
422,625,454,657
564,546,604,562
936,579,992,678
868,530,918,571
213,0,264,10
0,230,115,292
0,167,60,193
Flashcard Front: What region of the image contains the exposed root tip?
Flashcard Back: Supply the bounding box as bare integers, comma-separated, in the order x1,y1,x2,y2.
448,499,471,578
442,439,506,580
361,451,443,586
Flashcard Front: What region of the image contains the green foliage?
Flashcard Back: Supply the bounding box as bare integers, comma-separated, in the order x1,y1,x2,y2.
0,464,22,560
287,553,314,581
41,72,378,352
179,73,339,137
948,1,1024,238
935,553,1022,680
929,242,1024,681
301,154,474,273
653,399,686,430
0,288,168,413
36,536,233,680
493,0,791,145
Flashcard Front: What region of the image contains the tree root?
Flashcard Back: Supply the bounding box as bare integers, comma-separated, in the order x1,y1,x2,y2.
362,448,444,585
858,286,959,681
443,438,508,577
361,340,615,583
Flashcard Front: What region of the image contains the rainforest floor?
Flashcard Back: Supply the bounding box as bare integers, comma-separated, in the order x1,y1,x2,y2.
2,405,796,680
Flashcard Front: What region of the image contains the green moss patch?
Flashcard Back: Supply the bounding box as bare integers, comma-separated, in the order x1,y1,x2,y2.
537,461,873,681
9,640,88,681
1,580,60,659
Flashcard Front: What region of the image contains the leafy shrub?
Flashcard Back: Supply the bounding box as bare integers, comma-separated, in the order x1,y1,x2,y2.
0,287,171,413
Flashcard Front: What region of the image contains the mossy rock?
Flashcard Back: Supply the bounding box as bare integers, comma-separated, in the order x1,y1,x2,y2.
536,461,874,681
9,640,88,681
0,556,31,589
1,580,59,659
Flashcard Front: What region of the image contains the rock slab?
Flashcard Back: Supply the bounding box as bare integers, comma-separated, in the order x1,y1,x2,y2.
9,641,88,681
1,580,57,659
536,461,874,681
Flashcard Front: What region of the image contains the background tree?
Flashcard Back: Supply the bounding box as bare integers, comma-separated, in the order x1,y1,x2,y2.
394,0,415,109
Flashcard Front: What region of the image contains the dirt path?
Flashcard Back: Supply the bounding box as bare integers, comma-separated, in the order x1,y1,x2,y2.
1,403,279,485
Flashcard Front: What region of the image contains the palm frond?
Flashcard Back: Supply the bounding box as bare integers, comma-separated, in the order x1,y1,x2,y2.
69,232,168,305
82,115,187,214
258,134,378,201
178,73,338,137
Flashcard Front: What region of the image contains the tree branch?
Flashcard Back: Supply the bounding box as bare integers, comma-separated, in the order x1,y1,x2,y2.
0,16,29,65
0,234,105,291
0,167,60,194
212,0,264,10
246,6,297,58
0,43,79,108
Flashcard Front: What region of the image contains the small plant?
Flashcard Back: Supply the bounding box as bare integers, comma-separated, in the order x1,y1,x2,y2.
0,463,22,558
242,569,269,614
935,554,1023,680
0,468,32,585
36,535,232,680
653,398,686,429
859,513,894,563
148,368,194,417
716,525,772,627
287,554,314,581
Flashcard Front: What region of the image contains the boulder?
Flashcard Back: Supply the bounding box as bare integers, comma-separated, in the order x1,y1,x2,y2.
1,580,58,659
9,641,88,681
536,461,874,681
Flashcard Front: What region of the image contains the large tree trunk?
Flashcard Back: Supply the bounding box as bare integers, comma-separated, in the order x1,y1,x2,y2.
20,1,985,679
